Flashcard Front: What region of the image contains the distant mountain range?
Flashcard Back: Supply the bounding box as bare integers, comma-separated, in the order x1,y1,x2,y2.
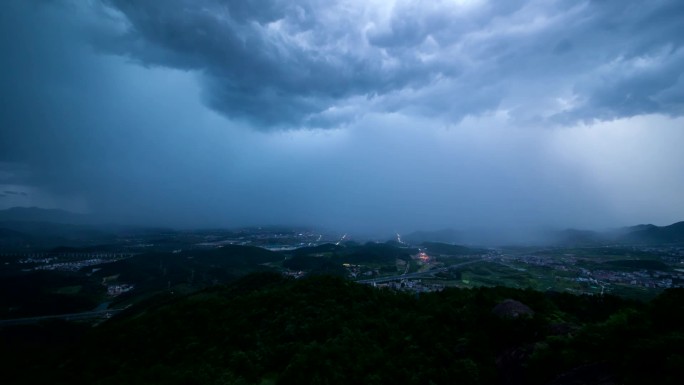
550,221,684,246
0,207,117,250
0,206,93,225
618,221,684,244
1,207,683,247
407,221,684,246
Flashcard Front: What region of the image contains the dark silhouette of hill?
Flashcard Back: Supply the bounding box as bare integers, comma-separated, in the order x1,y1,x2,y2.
0,207,179,250
549,221,684,246
340,242,417,263
619,221,684,244
89,245,282,295
285,242,417,264
0,270,104,319
2,274,682,385
0,221,116,249
623,224,658,232
283,242,417,276
0,227,33,248
0,207,92,224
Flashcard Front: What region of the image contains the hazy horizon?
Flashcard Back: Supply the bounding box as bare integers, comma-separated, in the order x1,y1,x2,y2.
2,205,682,248
2,1,683,236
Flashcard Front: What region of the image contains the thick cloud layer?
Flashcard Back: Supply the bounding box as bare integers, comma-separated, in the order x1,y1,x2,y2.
0,0,683,240
99,0,684,128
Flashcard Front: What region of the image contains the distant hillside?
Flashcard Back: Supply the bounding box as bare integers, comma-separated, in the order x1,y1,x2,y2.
619,221,684,244
622,224,658,233
89,245,282,297
0,221,114,250
0,207,172,250
0,227,33,249
549,221,684,246
280,242,419,277
0,207,93,224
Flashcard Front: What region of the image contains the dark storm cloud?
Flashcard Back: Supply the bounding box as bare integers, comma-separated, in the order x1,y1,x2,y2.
97,0,684,128
100,0,441,127
1,0,683,236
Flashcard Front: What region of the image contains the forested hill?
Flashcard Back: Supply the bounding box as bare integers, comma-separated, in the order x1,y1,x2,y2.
2,274,684,385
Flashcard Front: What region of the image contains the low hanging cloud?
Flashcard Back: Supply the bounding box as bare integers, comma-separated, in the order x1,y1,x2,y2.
98,0,684,129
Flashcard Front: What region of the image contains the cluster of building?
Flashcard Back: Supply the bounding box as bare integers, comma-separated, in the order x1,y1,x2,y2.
107,283,135,296
10,252,131,272
373,279,445,293
17,255,58,265
33,258,116,272
196,228,332,250
282,270,306,279
509,251,684,290
586,269,684,289
342,263,381,279
509,254,577,271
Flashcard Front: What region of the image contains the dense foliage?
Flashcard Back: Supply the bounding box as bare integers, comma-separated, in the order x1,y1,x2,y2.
0,271,104,318
2,273,683,385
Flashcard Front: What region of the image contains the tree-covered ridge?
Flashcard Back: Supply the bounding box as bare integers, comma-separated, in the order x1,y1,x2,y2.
2,273,683,385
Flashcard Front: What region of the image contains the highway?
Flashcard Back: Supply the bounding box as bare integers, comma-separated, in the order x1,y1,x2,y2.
356,258,483,284
0,308,126,327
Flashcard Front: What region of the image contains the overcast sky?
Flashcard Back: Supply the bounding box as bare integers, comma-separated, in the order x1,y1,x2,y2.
1,0,683,236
